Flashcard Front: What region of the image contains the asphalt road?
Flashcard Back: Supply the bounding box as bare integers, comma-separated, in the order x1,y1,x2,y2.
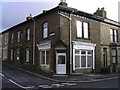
1,63,120,89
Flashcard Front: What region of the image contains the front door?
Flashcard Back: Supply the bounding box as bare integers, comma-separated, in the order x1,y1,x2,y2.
103,48,107,68
56,53,66,74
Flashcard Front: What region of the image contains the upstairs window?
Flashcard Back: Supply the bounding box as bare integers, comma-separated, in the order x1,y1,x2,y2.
11,34,14,44
76,21,89,39
26,28,30,41
5,34,8,44
17,31,20,42
43,22,48,39
110,29,118,43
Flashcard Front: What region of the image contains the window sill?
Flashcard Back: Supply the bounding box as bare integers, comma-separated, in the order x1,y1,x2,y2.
76,37,91,40
75,67,92,69
26,40,30,42
41,64,50,67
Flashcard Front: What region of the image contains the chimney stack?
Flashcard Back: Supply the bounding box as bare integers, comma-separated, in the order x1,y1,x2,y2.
94,7,107,18
26,14,33,20
58,0,68,7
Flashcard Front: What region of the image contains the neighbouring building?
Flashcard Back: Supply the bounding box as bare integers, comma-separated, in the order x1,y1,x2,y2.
0,33,2,60
2,31,9,61
2,1,120,75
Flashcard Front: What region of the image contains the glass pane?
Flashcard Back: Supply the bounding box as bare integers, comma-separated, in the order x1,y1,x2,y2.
58,55,65,64
75,50,80,54
114,30,117,36
118,50,120,56
43,28,48,38
81,51,86,55
112,57,116,63
17,48,20,60
75,56,80,68
11,49,13,60
111,36,113,42
114,36,117,42
110,29,113,35
77,21,82,37
44,22,48,28
81,56,86,67
26,49,29,62
112,49,116,56
46,51,49,65
27,29,30,40
41,51,45,64
83,22,88,38
88,50,92,55
87,56,93,67
118,57,120,64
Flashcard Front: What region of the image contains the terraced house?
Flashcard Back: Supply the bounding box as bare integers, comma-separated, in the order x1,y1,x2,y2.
2,1,120,75
2,31,9,61
0,33,2,60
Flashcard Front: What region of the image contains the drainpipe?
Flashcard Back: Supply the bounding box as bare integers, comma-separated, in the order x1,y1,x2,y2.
32,18,35,69
58,10,75,74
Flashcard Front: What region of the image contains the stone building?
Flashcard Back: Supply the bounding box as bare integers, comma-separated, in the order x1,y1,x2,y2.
2,31,9,61
2,1,120,74
0,33,2,60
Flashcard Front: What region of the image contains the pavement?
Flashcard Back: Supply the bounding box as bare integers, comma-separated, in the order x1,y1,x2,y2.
2,62,120,83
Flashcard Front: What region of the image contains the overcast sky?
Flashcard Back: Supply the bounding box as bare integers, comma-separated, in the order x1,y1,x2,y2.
0,0,120,32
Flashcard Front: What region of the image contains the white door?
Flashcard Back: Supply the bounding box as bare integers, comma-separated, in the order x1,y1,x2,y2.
56,53,66,74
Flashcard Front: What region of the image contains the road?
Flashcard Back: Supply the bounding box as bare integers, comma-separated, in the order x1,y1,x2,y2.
1,63,119,89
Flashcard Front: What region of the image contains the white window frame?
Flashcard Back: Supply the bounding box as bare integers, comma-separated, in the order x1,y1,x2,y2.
26,48,29,62
40,50,49,66
74,50,93,69
77,21,82,38
83,22,89,38
73,41,96,71
110,29,118,43
76,20,89,39
27,28,30,41
43,22,48,39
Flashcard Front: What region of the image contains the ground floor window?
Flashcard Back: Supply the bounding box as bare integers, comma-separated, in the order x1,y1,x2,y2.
40,50,49,66
74,50,93,69
16,48,20,60
0,48,2,59
3,48,7,59
111,49,117,64
118,49,120,64
26,48,29,62
10,49,13,60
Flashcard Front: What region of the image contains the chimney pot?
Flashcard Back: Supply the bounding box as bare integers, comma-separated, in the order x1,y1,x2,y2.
59,0,68,7
94,7,107,18
26,14,32,20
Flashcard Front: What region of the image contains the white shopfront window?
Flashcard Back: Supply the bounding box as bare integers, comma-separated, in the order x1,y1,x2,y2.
74,50,93,69
73,41,96,70
37,41,51,67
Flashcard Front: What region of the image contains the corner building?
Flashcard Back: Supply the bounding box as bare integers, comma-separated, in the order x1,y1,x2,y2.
5,1,120,75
